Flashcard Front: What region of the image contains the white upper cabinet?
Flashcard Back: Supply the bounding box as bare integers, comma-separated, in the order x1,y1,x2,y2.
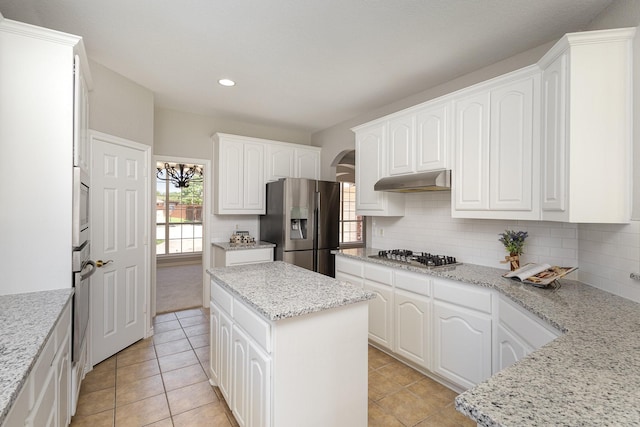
265,144,295,182
215,133,321,215
539,28,634,223
415,101,450,172
294,146,321,180
452,67,540,220
214,134,266,214
353,122,405,216
265,143,321,182
453,90,491,212
388,115,415,176
385,99,452,177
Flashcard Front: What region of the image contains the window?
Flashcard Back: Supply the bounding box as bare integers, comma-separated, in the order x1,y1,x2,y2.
156,164,204,256
339,182,364,247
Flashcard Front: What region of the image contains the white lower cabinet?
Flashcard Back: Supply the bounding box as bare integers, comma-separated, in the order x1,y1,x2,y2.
218,308,233,405
394,289,430,369
213,246,274,268
3,303,72,427
432,301,492,390
232,326,249,427
210,278,367,426
336,256,562,391
494,295,560,373
247,342,270,427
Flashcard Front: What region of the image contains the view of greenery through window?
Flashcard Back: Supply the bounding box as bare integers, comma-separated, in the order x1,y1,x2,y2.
339,182,364,246
156,165,204,255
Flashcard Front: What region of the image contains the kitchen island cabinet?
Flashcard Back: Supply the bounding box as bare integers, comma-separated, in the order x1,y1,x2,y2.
208,261,374,427
212,241,275,267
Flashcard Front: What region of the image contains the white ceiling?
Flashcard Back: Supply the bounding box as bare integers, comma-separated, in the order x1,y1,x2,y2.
0,0,614,133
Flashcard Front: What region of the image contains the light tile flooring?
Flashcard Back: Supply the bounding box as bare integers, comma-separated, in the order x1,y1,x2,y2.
70,307,474,427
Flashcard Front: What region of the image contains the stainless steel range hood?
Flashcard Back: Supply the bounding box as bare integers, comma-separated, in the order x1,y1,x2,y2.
374,170,451,193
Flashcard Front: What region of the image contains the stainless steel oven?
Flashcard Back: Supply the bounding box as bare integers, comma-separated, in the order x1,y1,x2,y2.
72,166,94,361
72,167,89,249
72,242,95,361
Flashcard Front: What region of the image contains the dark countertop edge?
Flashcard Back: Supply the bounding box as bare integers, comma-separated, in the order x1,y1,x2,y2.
0,289,74,426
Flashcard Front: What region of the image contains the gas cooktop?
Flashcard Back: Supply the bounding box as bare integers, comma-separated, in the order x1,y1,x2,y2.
368,249,461,269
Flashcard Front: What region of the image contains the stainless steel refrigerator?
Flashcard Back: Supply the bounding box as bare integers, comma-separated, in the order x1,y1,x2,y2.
260,178,340,277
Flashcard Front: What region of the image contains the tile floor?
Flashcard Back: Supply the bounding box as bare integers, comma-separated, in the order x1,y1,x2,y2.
70,307,475,427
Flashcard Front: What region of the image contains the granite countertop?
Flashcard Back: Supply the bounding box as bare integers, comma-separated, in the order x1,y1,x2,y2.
0,289,74,425
212,241,276,251
337,248,640,426
207,261,374,321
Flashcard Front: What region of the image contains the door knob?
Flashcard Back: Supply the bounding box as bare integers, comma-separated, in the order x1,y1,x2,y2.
96,259,114,268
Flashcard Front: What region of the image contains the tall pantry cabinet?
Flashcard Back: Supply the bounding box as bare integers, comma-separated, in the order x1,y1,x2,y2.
0,15,92,294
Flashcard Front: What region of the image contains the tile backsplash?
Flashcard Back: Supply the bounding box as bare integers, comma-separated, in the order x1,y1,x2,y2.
369,192,640,303
209,214,259,243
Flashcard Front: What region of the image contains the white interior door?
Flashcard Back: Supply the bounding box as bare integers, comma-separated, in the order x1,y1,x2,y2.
91,132,149,365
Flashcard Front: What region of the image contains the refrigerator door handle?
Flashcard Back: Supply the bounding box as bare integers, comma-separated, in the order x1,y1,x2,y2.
313,190,320,272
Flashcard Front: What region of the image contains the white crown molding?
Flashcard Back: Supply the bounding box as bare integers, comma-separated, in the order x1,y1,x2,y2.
0,18,81,47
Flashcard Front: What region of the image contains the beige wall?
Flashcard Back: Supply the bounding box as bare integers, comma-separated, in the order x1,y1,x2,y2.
88,59,155,146
154,107,312,159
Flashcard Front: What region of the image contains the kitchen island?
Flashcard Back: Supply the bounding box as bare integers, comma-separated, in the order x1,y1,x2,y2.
207,261,374,427
337,248,640,426
0,289,74,426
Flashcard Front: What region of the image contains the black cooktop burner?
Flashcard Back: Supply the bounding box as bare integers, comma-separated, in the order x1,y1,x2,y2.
369,249,461,269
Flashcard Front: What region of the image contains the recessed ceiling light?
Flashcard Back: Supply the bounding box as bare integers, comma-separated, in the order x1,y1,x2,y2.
218,78,236,87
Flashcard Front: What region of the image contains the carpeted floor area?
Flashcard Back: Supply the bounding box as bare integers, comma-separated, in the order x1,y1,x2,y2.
156,263,204,314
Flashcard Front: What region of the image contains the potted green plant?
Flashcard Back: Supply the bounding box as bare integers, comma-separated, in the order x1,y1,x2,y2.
498,230,528,271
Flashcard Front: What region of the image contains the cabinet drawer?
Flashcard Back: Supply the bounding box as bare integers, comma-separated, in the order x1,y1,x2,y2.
394,270,430,296
233,300,271,353
226,248,273,266
433,278,492,314
364,263,393,285
211,280,234,315
55,304,72,351
336,257,363,277
498,297,559,349
3,376,30,427
30,332,56,404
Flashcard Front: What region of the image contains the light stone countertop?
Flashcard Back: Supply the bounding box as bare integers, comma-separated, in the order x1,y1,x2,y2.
337,248,640,426
0,289,74,426
207,261,374,321
212,241,276,251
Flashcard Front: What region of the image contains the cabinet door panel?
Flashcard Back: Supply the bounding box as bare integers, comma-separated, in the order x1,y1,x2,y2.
433,301,492,390
232,326,249,427
496,324,528,373
219,310,233,404
454,92,490,210
388,115,414,175
364,281,393,350
490,77,535,211
416,103,449,171
266,145,295,182
210,302,220,384
220,141,244,211
243,143,265,211
355,124,385,212
395,290,429,368
541,54,567,213
248,342,271,427
295,148,320,179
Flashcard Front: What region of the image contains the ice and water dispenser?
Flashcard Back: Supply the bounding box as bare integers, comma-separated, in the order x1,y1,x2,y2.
289,207,308,240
